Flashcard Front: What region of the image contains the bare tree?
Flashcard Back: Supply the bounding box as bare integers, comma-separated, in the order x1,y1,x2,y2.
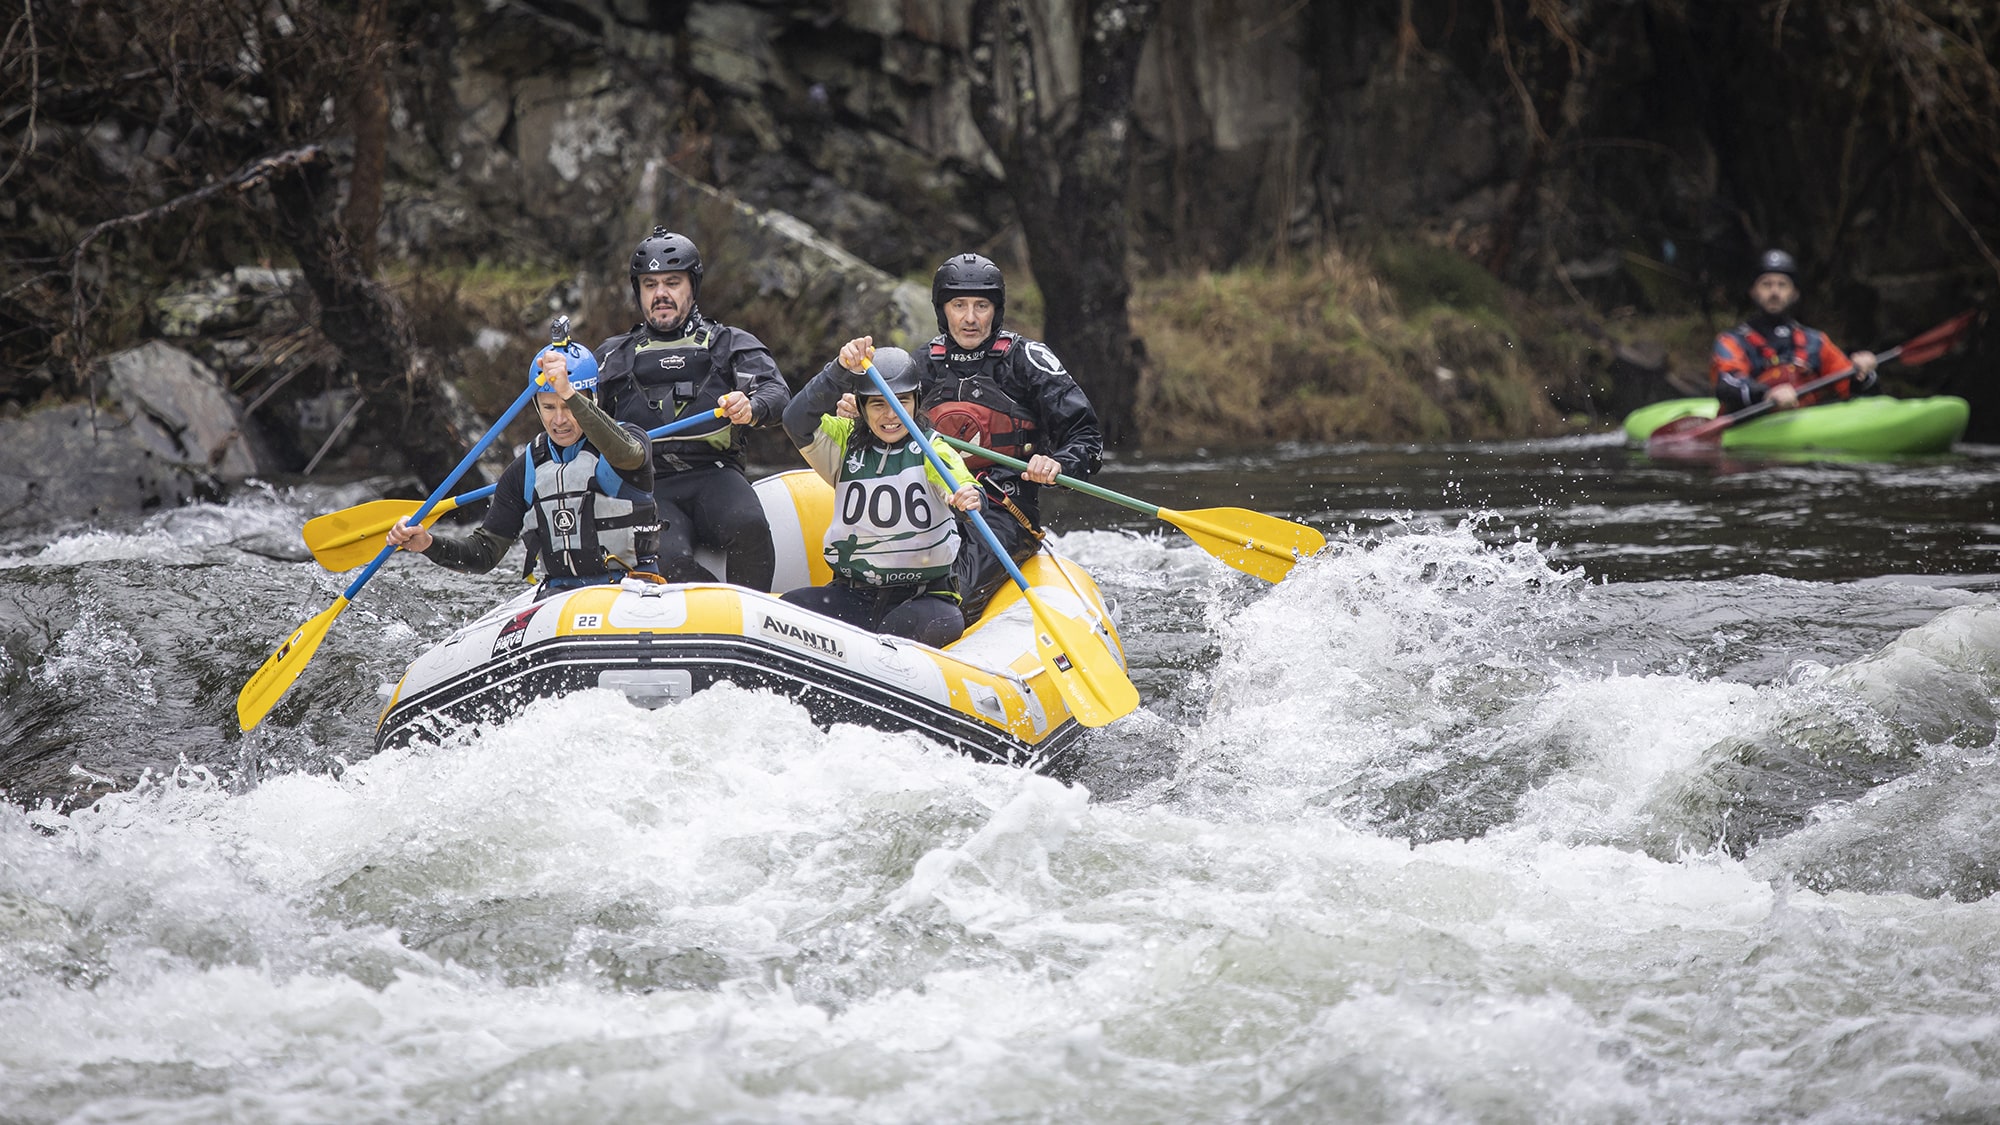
0,0,475,484
968,0,1159,446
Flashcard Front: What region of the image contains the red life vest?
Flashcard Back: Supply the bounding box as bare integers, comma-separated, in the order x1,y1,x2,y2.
1732,323,1851,404
923,334,1039,469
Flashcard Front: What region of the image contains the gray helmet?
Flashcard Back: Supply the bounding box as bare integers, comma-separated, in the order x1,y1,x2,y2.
630,227,703,304
861,347,921,399
1756,248,1799,282
931,253,1005,339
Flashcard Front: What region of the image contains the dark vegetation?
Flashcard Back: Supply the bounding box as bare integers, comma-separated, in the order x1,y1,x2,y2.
3,0,1999,477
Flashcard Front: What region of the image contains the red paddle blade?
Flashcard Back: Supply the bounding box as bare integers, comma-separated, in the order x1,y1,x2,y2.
1646,413,1730,452
1895,310,1979,367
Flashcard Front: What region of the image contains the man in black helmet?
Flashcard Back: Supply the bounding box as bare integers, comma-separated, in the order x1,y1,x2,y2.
828,252,1102,621
593,227,792,591
1711,249,1878,412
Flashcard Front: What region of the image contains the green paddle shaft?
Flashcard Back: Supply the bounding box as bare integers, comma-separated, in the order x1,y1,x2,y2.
935,433,1325,583
935,436,1159,517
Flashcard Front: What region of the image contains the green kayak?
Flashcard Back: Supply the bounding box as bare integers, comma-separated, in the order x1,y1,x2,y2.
1623,395,1970,455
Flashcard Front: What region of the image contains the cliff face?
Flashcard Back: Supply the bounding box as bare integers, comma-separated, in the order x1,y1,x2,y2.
401,0,1995,432
4,0,1995,462
456,0,1990,300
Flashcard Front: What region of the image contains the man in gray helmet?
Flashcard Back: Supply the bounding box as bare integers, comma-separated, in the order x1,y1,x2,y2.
1711,249,1878,412
592,227,792,591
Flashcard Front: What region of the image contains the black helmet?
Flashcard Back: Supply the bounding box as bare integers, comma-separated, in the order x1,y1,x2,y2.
1756,248,1799,282
630,227,703,303
861,347,921,399
931,253,1005,338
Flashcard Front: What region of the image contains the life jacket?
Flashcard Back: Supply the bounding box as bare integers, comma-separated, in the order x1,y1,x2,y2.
1728,322,1851,403
519,434,659,580
922,332,1038,468
618,320,737,463
823,426,960,587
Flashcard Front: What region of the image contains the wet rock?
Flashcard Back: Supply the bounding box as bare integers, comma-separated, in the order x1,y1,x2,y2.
655,162,932,357
104,342,264,478
687,3,782,96
0,343,270,532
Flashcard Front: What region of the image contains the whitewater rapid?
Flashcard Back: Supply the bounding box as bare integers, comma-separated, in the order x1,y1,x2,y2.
3,461,2000,1121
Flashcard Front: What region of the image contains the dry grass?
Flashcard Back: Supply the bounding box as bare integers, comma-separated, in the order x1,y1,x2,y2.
1131,242,1575,446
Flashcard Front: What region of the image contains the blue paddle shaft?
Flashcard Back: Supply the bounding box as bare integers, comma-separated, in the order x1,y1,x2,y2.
373,404,731,580
859,364,1029,592
394,404,732,528
341,383,541,598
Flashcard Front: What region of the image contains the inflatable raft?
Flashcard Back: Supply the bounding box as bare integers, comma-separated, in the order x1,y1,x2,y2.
374,469,1126,768
1623,394,1969,456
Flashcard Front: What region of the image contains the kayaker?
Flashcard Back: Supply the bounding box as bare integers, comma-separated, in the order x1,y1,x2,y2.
1712,249,1879,412
592,228,791,591
780,345,984,647
827,253,1103,621
386,347,659,595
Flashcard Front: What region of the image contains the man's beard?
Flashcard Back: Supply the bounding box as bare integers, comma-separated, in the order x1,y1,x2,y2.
647,302,687,334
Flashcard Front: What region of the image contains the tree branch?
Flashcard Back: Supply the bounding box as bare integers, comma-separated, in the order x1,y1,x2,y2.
0,0,40,193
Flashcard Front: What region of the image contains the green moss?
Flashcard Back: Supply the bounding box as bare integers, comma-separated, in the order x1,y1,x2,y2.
1371,239,1507,315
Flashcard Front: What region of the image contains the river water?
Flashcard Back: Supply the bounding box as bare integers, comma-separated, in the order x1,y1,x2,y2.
4,434,2000,1122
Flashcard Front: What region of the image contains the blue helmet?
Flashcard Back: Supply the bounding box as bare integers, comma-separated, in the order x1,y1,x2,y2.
530,340,599,393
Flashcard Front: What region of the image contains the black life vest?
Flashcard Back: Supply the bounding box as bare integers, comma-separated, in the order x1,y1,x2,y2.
921,332,1038,468
614,321,739,466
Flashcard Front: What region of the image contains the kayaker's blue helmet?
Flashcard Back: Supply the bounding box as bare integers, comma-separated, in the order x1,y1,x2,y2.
530,339,599,394
1756,249,1800,282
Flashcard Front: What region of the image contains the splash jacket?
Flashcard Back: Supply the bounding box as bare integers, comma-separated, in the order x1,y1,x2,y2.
912,330,1101,526
594,311,790,590
1712,313,1876,410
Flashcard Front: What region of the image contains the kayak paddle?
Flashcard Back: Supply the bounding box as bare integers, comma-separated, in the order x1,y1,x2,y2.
936,435,1325,582
862,362,1139,728
302,407,727,572
239,318,582,731
1647,310,1978,453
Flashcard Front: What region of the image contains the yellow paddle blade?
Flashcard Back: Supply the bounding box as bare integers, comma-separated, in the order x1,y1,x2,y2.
237,596,352,730
1160,506,1325,582
302,497,456,571
1025,592,1140,728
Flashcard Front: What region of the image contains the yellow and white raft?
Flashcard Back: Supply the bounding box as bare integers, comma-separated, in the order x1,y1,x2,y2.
375,469,1128,767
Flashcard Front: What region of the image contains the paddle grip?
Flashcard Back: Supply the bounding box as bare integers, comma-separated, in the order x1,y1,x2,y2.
935,435,1158,518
